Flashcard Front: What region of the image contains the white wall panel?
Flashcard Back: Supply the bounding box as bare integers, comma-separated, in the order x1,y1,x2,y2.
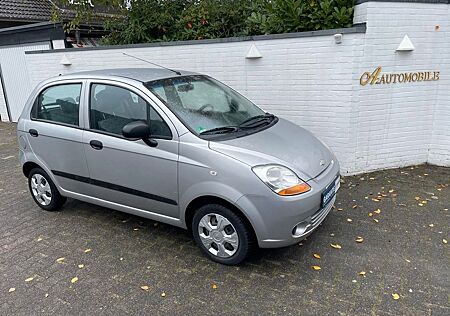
0,41,50,122
22,1,450,174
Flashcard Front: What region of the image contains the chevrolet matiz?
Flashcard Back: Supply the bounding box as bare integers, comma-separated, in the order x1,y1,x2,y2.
17,68,340,265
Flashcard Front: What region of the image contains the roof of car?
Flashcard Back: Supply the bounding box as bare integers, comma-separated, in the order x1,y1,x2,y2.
57,68,200,83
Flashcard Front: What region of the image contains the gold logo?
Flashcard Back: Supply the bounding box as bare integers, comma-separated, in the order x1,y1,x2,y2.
360,66,440,86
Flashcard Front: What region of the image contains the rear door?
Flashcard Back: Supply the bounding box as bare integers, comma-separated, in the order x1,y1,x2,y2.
25,80,91,195
82,80,179,219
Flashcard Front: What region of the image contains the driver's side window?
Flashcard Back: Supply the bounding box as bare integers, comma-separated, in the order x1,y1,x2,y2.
89,83,171,139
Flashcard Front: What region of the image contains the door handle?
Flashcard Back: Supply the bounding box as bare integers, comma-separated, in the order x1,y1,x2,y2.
90,140,103,150
29,129,38,137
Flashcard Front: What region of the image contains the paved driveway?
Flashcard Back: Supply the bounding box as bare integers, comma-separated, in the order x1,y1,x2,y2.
0,122,449,315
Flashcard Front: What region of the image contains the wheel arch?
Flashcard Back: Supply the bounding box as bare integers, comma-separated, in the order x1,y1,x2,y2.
184,195,257,240
23,161,42,177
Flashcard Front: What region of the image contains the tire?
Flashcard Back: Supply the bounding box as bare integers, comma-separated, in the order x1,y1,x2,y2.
28,168,66,211
192,204,255,265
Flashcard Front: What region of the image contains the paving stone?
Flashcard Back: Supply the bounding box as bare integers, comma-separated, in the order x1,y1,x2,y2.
0,122,449,314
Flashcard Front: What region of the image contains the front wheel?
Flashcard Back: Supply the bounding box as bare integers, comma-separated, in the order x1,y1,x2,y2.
28,168,66,211
192,204,255,265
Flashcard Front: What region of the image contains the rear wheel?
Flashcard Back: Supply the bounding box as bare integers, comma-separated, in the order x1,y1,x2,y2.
28,168,66,211
192,204,254,265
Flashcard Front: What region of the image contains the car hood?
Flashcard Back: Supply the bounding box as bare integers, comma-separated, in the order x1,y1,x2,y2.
209,118,334,180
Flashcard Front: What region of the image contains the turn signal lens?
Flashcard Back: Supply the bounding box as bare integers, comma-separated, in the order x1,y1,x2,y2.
278,183,311,196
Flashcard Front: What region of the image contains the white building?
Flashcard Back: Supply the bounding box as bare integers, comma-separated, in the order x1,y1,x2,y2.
0,0,449,174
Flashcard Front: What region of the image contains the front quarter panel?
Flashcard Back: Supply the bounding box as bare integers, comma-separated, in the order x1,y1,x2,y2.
177,134,271,230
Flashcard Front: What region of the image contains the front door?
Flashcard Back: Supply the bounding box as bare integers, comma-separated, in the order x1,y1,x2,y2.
82,81,179,218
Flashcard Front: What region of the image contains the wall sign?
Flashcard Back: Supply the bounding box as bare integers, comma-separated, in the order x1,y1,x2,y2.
360,66,440,86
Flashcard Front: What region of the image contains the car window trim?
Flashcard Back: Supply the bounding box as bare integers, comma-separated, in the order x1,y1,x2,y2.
87,81,173,141
30,81,84,128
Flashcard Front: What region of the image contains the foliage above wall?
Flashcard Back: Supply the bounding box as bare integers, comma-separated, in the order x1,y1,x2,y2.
56,0,355,45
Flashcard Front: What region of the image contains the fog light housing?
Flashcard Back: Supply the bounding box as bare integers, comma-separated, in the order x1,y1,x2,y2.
292,221,311,237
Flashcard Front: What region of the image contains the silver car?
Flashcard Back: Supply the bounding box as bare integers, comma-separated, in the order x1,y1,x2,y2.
17,68,340,265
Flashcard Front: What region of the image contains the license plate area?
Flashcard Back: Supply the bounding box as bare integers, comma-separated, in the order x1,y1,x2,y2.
321,175,340,207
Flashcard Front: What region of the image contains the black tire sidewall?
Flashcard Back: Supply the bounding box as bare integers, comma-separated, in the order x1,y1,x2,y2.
28,168,64,211
192,204,252,265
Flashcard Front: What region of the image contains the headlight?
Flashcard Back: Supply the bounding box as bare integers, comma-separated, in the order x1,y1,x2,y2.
252,165,311,196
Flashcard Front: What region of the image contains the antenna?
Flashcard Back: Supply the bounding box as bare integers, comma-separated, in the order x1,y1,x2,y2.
122,52,182,76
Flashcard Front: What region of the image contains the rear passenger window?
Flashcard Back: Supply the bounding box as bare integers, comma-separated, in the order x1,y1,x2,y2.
32,84,81,126
90,84,172,139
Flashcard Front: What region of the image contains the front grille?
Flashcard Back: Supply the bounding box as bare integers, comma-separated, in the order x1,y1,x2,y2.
311,197,335,227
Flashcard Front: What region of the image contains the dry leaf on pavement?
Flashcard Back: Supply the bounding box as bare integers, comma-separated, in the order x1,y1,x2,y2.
355,237,364,243
71,277,78,284
56,257,65,263
24,277,34,282
141,285,149,291
330,243,342,249
212,284,218,289
313,253,321,259
8,288,15,293
392,293,400,300
312,266,321,270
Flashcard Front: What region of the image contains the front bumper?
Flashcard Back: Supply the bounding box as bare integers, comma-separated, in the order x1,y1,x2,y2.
236,159,340,248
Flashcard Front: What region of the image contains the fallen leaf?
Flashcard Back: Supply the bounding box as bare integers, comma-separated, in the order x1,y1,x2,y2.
8,288,15,293
359,271,366,276
347,218,353,222
443,239,448,244
313,253,321,259
388,189,394,193
161,292,166,297
45,293,49,298
212,284,218,289
78,264,84,269
368,212,373,217
330,243,342,249
352,205,358,209
428,224,434,227
37,237,43,242
133,228,139,231
418,203,423,207
71,277,78,284
337,208,343,211
84,249,92,253
414,197,420,201
355,237,364,243
372,198,380,202
374,209,381,214
392,293,400,300
373,218,379,223
25,277,34,282
369,177,375,180
312,265,321,270
56,257,65,263
140,285,149,291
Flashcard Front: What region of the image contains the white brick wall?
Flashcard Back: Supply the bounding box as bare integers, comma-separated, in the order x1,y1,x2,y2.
21,1,450,174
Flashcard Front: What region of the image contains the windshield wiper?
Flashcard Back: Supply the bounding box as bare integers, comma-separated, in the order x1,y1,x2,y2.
199,126,238,136
238,113,275,128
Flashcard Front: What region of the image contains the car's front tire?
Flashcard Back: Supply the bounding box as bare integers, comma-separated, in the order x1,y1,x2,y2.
192,204,255,265
28,168,66,211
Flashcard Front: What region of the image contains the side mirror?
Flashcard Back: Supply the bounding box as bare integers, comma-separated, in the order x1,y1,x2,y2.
122,121,150,139
122,121,158,147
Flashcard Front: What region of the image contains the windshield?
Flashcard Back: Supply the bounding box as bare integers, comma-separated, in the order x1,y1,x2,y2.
145,75,266,135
